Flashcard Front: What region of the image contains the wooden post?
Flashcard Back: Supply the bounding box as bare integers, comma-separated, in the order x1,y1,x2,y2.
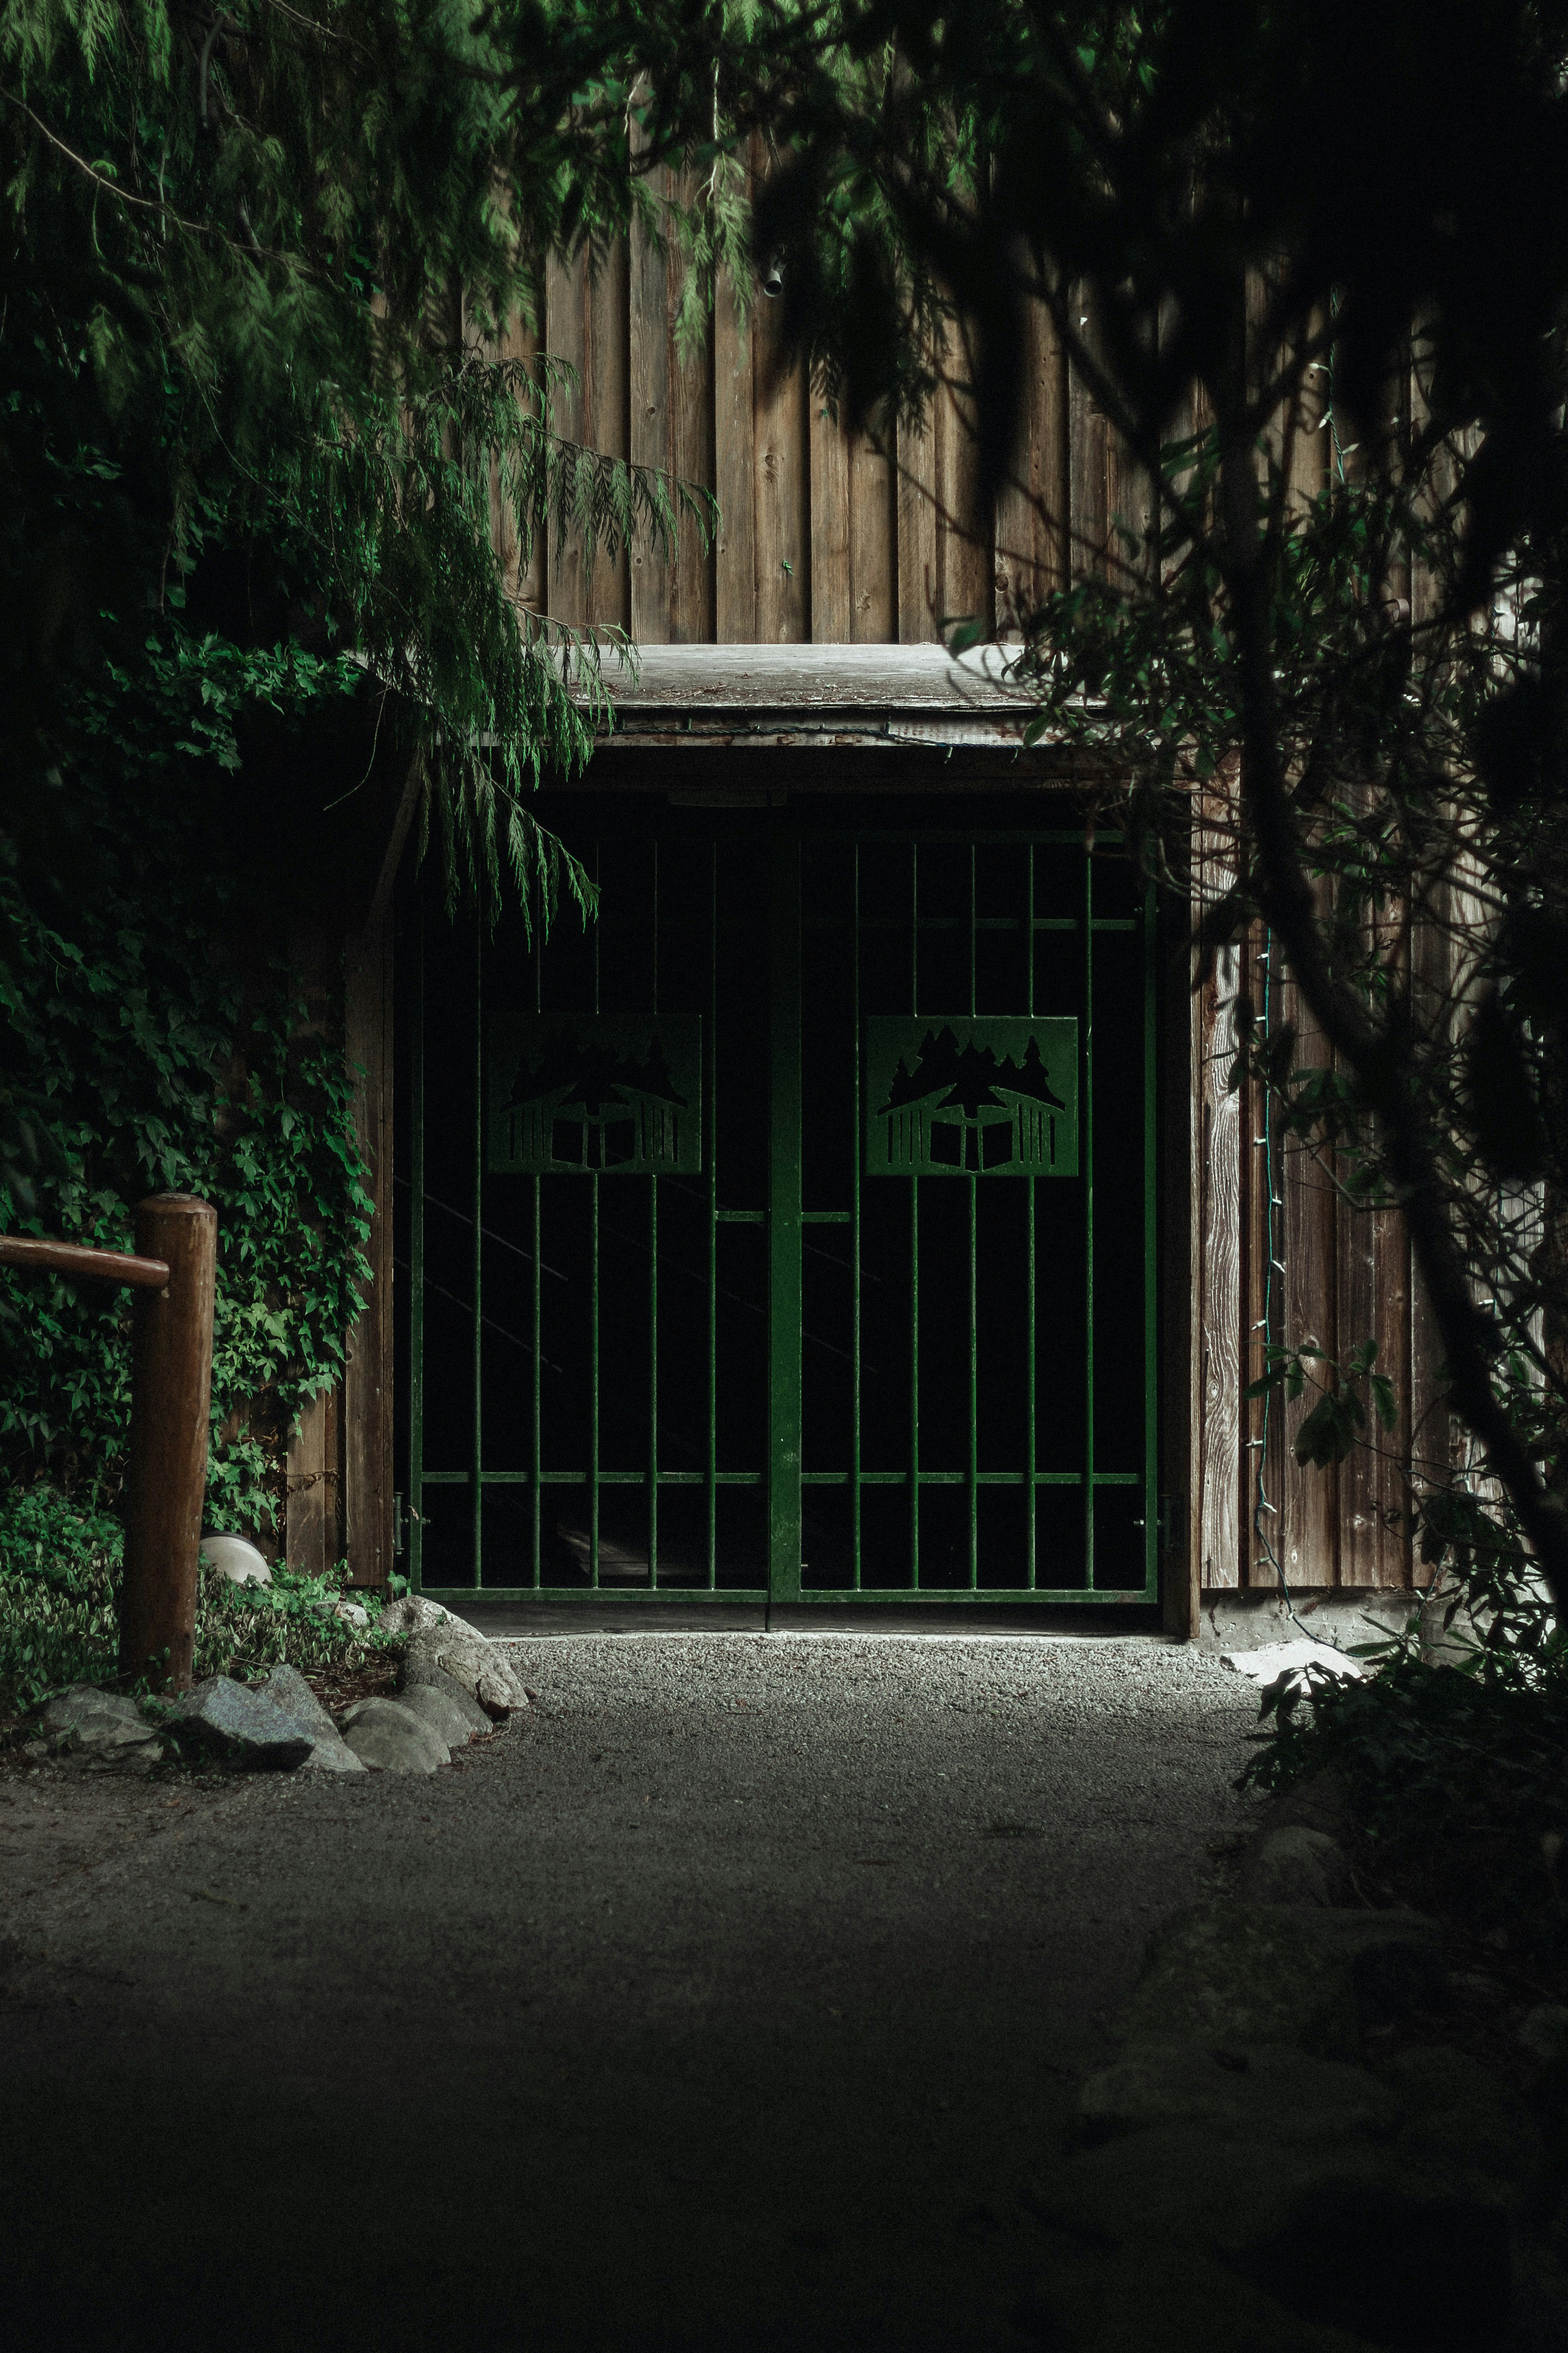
119,1193,218,1692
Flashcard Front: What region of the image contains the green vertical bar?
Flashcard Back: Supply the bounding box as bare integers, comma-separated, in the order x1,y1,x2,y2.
590,836,601,1588
1025,844,1037,1589
589,1177,600,1588
1083,844,1096,1588
851,841,863,1591
967,843,978,1589
707,839,719,1589
1142,871,1160,1599
408,884,426,1593
649,840,660,1590
768,830,803,1604
531,1175,542,1588
530,909,543,1587
909,841,920,1591
473,923,484,1591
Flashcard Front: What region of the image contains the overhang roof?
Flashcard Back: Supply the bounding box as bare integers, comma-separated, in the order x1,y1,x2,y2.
577,642,1047,751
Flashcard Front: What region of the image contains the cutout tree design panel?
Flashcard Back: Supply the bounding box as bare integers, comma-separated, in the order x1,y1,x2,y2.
864,1018,1078,1176
488,1015,702,1174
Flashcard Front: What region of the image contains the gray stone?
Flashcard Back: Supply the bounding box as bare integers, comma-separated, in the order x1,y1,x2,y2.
1241,1825,1354,1908
1118,1900,1441,2060
198,1532,272,1587
258,1664,338,1744
1077,2035,1398,2149
41,1685,162,1771
404,1627,526,1719
339,1696,447,1772
396,1680,481,1752
177,1676,315,1769
379,1597,527,1715
400,1657,492,1740
297,1737,367,1774
251,1665,365,1772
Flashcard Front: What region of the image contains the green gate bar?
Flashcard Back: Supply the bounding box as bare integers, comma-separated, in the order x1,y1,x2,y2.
407,814,1159,1609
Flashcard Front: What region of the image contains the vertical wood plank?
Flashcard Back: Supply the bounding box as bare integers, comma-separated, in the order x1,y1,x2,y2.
1193,790,1243,1588
630,163,716,644
935,326,994,635
1273,969,1340,1587
994,293,1069,631
1068,282,1110,583
343,914,395,1588
752,285,810,641
285,1384,339,1578
897,406,940,642
546,242,630,632
477,300,547,620
810,381,852,643
714,267,756,640
848,430,897,641
1336,1166,1412,1586
1240,925,1271,1585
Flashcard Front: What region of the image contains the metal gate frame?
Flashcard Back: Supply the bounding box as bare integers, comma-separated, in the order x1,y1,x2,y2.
405,814,1160,1608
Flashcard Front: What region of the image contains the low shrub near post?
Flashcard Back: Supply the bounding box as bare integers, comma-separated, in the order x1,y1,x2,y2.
0,1482,396,1718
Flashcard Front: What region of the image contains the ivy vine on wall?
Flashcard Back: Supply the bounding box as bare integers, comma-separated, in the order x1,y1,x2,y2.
0,647,373,1544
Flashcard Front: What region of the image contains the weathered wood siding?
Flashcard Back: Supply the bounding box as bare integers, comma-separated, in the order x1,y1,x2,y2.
286,236,1444,1605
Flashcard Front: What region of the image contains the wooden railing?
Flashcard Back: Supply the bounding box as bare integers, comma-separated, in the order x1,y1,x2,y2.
0,1193,218,1692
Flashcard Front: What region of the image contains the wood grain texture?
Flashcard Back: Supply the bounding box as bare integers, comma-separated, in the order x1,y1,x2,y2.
1336,1182,1412,1586
897,406,940,642
343,915,395,1588
810,382,852,643
1067,283,1110,582
545,242,630,631
714,268,756,640
935,328,994,636
751,287,810,641
1274,970,1340,1587
848,432,897,640
1193,796,1243,1587
630,166,715,644
994,294,1068,629
120,1193,218,1690
285,1383,340,1580
481,303,546,618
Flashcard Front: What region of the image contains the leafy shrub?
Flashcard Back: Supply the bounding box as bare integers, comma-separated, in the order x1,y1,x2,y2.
0,1482,394,1716
1243,1636,1568,1970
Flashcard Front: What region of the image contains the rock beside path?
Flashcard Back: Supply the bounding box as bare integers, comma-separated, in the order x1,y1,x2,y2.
256,1665,366,1773
339,1696,448,1773
400,1658,492,1740
1118,1897,1441,2058
41,1686,163,1772
178,1677,316,1769
395,1680,484,1754
1240,1824,1355,1908
379,1595,527,1718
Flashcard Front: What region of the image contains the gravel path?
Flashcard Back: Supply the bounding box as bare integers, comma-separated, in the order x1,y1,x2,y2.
0,1632,1258,2353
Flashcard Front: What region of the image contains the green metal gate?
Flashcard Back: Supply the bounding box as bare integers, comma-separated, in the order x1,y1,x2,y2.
400,796,1158,1606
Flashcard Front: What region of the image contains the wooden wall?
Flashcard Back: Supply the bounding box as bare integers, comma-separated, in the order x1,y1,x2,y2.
284,239,1443,1603
508,244,1141,644
1186,349,1450,1596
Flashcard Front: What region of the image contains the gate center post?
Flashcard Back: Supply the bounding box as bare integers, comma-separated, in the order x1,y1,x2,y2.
768,831,804,1604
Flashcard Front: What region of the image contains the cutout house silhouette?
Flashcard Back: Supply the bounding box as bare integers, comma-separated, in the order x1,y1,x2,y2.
876,1025,1068,1171
504,1027,690,1171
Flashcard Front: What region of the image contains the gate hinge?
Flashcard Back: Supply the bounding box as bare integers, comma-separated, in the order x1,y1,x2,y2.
1157,1495,1185,1556
393,1492,407,1558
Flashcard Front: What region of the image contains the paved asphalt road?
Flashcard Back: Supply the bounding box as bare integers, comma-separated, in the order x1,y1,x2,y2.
0,1632,1258,2353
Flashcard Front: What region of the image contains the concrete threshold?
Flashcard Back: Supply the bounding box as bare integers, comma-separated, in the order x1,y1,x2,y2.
443,1597,1167,1640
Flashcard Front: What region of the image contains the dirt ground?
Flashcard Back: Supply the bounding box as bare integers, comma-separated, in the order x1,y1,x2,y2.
0,1631,1257,2353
